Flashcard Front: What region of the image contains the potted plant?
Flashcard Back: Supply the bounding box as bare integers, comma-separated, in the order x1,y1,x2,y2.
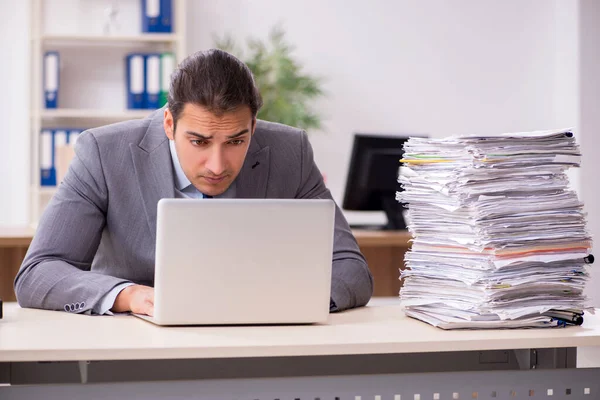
214,26,325,133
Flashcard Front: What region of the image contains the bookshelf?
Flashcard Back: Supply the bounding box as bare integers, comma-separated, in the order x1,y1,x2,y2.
41,33,181,44
29,0,187,226
40,108,154,120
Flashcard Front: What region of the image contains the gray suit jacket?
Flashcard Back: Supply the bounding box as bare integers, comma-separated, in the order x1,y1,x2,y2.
15,109,373,313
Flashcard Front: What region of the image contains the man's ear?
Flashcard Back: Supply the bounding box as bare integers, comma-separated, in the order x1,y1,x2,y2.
164,108,175,140
251,117,257,135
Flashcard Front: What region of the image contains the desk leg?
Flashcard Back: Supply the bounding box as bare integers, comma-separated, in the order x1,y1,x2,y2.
0,247,27,302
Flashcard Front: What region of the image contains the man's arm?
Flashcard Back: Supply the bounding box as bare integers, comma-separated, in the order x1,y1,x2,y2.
296,131,374,311
14,132,132,314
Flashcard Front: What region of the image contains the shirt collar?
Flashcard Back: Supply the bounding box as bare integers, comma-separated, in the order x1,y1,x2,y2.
168,139,193,191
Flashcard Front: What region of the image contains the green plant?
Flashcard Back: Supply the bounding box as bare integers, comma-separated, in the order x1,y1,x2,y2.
214,26,325,132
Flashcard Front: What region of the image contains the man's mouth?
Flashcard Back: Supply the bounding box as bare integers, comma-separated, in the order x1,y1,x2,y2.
203,175,227,184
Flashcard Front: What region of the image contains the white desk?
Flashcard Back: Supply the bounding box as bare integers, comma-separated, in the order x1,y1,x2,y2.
1,299,600,399
1,299,600,361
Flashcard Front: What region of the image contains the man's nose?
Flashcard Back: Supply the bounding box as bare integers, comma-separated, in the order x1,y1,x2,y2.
205,147,226,176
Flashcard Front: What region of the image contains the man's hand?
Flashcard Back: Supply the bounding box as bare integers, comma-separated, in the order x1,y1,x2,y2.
111,285,154,316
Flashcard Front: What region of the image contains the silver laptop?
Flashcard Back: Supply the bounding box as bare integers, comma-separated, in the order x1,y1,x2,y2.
135,198,335,326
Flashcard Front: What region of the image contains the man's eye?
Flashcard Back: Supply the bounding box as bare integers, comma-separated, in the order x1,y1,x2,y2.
229,139,244,145
191,140,207,146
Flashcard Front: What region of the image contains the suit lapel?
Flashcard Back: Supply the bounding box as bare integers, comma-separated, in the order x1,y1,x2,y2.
236,134,270,198
130,109,175,242
130,111,271,239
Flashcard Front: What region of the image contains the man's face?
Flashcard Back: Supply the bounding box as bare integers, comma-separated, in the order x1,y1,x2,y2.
164,103,256,196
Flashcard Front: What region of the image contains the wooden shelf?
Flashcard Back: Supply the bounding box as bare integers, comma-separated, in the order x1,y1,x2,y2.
40,109,153,121
34,187,57,196
41,33,179,45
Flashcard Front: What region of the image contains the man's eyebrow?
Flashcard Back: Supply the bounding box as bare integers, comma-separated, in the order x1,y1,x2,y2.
184,129,249,140
226,129,249,139
185,131,212,140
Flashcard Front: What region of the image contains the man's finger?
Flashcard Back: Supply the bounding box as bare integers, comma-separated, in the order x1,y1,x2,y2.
146,302,154,317
142,298,154,317
147,288,155,304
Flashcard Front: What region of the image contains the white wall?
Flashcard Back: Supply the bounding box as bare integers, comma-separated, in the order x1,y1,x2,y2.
188,1,600,312
187,0,562,223
0,1,30,225
579,0,600,306
575,0,600,369
553,0,580,193
0,1,593,235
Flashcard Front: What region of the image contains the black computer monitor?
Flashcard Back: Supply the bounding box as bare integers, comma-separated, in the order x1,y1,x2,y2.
342,133,414,230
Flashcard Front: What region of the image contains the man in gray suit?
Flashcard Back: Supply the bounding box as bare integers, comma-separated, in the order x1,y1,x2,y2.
15,49,373,316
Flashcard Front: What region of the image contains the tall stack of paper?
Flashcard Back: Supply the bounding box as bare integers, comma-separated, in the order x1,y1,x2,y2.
397,129,594,329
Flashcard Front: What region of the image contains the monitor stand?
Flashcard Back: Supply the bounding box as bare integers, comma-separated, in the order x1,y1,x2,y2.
381,196,407,230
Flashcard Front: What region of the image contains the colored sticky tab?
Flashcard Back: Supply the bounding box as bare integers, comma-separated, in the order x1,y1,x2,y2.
159,52,175,106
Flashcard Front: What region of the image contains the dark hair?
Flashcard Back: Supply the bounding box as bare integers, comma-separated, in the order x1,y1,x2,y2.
167,49,263,128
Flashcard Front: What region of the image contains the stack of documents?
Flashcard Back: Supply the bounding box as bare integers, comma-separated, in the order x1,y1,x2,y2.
397,129,594,329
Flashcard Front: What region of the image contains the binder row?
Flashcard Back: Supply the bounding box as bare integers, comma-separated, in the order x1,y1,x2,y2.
126,52,175,110
141,0,173,33
43,51,175,111
40,129,82,187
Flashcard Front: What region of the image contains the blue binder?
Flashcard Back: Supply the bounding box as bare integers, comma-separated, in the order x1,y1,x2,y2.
44,52,59,108
54,129,68,185
68,129,81,147
159,0,173,33
126,53,146,109
145,53,161,109
40,129,55,186
141,0,172,33
40,128,82,186
141,0,160,32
